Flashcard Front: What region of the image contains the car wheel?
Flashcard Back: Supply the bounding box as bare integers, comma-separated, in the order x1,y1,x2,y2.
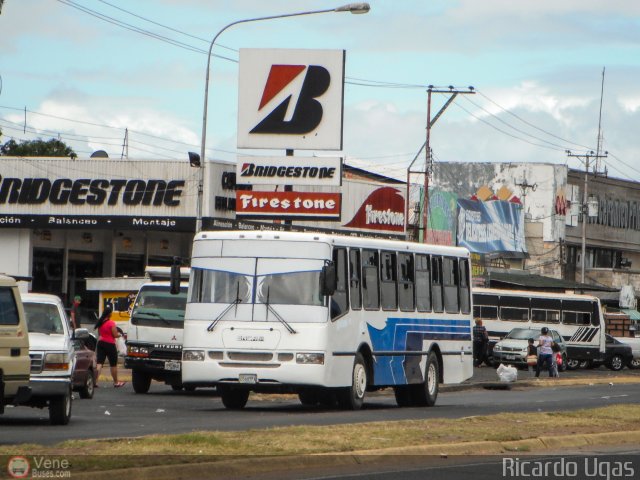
337,352,367,410
132,370,152,394
49,387,72,425
219,387,250,410
565,358,580,370
629,357,640,370
607,354,624,371
79,370,95,399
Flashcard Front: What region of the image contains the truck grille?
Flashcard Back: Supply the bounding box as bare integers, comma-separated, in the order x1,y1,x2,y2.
30,353,44,374
151,349,182,361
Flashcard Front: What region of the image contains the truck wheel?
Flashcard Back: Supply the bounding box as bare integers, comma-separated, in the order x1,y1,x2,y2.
607,354,624,371
298,389,319,406
337,352,367,410
79,370,95,399
219,387,250,409
132,371,152,394
49,387,72,425
410,351,439,407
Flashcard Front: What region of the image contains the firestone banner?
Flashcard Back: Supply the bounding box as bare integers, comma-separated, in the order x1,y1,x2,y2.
457,199,526,254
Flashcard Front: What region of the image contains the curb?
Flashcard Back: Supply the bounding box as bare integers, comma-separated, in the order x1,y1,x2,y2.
70,430,640,480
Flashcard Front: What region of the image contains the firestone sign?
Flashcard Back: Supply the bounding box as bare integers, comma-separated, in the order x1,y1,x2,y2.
236,191,341,220
344,187,405,233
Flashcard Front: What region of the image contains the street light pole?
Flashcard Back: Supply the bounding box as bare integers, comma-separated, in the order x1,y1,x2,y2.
195,3,371,232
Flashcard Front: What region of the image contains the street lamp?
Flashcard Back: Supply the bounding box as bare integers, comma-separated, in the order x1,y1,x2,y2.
193,3,371,232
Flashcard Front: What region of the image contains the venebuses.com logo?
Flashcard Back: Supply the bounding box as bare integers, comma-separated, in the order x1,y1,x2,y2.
7,456,71,478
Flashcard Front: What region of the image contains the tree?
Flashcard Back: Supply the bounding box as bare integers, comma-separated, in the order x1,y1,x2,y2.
0,138,77,158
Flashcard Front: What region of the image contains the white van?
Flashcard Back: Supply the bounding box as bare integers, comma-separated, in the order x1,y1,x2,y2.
0,275,32,414
21,293,75,425
125,267,198,393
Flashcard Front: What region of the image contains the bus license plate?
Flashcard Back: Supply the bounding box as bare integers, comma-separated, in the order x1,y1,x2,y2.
239,374,257,384
164,361,181,371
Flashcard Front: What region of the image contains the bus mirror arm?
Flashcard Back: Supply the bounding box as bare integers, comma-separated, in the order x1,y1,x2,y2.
320,263,337,296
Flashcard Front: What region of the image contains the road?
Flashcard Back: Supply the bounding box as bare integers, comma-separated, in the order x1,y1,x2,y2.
1,368,639,446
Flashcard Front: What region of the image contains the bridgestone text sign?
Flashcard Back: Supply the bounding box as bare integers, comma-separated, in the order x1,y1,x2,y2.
237,48,345,151
235,191,341,220
237,156,342,187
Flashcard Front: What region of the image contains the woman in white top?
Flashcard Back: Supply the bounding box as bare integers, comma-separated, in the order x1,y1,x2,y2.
535,327,554,378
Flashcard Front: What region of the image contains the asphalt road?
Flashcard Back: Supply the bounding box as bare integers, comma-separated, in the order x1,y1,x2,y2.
1,367,639,446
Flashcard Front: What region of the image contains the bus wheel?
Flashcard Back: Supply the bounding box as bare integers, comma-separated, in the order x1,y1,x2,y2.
565,358,580,370
393,386,412,407
338,352,367,410
132,371,152,394
219,387,250,410
411,352,439,407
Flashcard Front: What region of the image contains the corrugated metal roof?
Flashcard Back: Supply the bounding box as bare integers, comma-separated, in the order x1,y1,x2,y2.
621,309,640,321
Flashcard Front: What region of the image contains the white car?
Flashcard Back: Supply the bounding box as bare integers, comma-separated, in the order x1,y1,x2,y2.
21,293,75,425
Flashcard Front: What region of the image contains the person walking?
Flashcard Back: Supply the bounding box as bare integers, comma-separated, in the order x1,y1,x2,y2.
70,295,82,330
95,305,126,388
535,327,554,378
473,318,489,367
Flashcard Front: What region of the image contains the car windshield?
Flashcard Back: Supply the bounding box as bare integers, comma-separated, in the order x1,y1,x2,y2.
24,302,65,335
505,328,538,340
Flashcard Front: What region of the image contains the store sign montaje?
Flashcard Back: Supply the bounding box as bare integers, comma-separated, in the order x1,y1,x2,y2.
237,48,345,151
237,156,342,187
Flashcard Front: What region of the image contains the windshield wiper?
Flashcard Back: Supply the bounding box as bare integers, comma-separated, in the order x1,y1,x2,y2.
135,311,171,326
265,287,297,334
207,281,242,332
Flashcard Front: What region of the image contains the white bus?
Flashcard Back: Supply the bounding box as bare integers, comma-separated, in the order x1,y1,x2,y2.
472,288,606,369
180,231,473,410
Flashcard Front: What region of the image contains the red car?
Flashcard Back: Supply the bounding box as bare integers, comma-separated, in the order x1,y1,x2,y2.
72,331,97,399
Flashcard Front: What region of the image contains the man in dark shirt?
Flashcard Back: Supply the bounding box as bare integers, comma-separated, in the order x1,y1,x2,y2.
473,318,489,367
70,295,82,330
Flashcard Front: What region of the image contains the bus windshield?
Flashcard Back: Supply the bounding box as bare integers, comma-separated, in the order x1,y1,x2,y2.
190,258,324,307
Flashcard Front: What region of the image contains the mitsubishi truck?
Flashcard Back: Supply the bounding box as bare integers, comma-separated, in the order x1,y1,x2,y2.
125,266,194,393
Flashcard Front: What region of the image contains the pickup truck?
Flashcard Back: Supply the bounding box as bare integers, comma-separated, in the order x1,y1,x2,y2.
614,335,640,369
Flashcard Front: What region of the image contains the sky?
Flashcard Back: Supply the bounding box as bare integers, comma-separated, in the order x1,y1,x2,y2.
1,0,639,182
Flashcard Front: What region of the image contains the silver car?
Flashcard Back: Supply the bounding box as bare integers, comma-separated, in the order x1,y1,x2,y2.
492,327,567,371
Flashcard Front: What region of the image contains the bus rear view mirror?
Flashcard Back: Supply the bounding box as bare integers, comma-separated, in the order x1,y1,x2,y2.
170,257,181,295
320,263,337,296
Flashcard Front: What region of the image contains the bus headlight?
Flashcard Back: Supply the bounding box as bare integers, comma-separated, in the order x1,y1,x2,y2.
296,353,324,365
183,350,205,361
43,353,70,371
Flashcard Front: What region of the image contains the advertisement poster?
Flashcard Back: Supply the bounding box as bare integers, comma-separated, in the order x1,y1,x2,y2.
426,188,457,246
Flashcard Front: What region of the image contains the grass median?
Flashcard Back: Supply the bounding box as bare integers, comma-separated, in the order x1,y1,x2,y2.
2,404,640,473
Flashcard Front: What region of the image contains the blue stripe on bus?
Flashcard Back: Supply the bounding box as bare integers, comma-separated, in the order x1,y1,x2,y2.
367,317,472,386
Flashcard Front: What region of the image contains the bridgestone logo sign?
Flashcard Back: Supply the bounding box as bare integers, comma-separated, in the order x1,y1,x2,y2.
237,156,341,186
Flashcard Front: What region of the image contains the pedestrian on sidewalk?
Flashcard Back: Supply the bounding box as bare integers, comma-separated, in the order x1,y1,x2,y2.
535,327,554,378
95,305,126,388
70,295,82,330
473,318,489,367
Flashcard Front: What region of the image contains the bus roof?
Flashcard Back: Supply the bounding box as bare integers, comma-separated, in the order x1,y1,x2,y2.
195,230,469,257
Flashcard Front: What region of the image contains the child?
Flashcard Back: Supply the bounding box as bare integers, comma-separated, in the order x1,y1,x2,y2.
527,338,537,375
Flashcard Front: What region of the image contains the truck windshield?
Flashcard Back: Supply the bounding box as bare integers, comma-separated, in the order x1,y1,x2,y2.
132,286,187,327
24,302,65,335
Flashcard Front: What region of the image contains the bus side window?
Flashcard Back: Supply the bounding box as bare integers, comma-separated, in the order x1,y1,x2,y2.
443,257,459,313
380,251,398,310
431,256,444,313
458,258,471,314
362,249,380,310
398,253,415,312
331,247,349,319
349,249,362,310
416,254,431,312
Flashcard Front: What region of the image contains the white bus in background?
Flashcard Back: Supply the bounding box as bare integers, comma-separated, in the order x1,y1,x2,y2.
472,288,606,369
180,231,473,410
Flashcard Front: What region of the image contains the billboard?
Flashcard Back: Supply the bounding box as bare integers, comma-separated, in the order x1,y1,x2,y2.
457,199,526,254
426,189,457,246
343,187,405,233
237,48,345,151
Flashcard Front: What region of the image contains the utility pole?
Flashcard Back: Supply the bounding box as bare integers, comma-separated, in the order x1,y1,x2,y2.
515,178,537,215
566,150,608,284
406,85,475,243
